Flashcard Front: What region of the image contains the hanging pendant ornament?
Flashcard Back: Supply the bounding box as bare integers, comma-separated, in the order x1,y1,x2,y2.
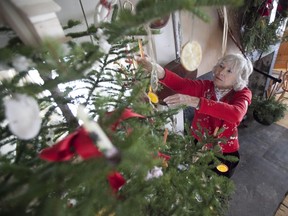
216,164,229,173
150,15,170,29
4,94,42,140
180,14,202,72
137,37,159,104
180,40,202,72
94,0,118,27
147,86,159,104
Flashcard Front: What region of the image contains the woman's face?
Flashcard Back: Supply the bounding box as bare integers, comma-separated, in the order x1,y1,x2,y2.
213,61,238,89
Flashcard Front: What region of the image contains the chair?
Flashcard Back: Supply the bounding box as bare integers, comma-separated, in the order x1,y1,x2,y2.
267,71,283,99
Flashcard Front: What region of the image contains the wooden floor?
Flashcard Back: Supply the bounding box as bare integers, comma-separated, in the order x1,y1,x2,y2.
275,194,288,216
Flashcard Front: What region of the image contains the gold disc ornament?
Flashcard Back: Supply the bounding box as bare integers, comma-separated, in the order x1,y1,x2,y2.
148,86,159,104
180,40,202,71
216,164,229,173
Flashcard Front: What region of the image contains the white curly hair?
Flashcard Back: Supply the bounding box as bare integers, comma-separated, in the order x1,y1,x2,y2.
214,54,253,91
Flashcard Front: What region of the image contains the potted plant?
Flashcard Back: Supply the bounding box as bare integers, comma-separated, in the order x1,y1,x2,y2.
240,0,288,58
251,96,287,125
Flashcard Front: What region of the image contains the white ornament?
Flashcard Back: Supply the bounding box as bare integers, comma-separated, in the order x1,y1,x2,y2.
96,28,105,39
4,94,42,140
96,28,111,54
67,198,77,207
12,55,33,72
180,40,202,71
94,0,117,27
145,166,163,180
99,38,112,54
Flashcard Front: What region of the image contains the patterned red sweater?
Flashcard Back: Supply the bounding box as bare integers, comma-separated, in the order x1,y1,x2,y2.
160,68,252,153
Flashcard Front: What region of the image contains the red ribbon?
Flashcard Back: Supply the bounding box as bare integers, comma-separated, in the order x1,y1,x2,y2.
108,108,145,131
100,0,113,9
107,172,126,193
39,127,102,162
157,152,171,161
258,0,273,17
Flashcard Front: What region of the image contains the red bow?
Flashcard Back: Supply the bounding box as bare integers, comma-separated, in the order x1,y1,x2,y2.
39,127,102,162
100,0,114,9
258,0,273,17
157,152,171,161
108,108,145,131
107,172,126,193
39,127,126,193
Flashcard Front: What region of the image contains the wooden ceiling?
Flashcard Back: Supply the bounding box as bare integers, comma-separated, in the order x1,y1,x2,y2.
274,28,288,72
274,41,288,71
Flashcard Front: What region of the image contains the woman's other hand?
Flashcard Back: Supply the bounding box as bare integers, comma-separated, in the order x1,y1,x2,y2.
163,94,200,108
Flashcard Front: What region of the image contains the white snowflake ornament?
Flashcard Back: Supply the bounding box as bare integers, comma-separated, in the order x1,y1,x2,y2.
99,38,112,54
96,28,111,54
12,55,33,72
4,94,42,140
145,166,163,180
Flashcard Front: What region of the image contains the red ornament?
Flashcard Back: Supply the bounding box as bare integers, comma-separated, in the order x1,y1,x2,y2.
39,127,102,162
258,0,274,17
108,108,145,131
150,15,170,29
107,172,126,193
157,152,171,161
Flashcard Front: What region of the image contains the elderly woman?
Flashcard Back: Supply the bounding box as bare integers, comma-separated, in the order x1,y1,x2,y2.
138,54,253,177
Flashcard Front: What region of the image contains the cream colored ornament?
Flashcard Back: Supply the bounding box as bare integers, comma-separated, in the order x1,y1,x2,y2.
180,40,202,71
4,94,42,140
94,0,121,27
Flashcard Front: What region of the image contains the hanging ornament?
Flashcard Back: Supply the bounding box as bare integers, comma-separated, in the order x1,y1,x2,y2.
180,14,202,72
12,55,34,72
145,166,163,180
39,127,103,161
67,199,77,208
94,0,118,27
180,40,202,72
4,94,41,140
96,28,112,54
157,151,171,168
147,86,159,104
216,164,229,173
150,15,170,29
107,108,145,131
193,191,203,203
258,0,274,17
107,172,126,193
137,38,159,104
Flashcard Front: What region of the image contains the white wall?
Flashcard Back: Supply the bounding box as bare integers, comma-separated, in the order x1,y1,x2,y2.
180,8,232,76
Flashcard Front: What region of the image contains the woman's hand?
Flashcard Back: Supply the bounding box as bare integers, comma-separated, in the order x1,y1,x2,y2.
134,56,165,79
163,94,200,108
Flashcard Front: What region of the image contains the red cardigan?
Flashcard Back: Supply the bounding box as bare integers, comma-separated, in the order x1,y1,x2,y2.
160,68,252,153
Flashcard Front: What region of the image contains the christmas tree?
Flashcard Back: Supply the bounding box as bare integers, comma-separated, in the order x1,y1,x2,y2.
0,0,242,215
